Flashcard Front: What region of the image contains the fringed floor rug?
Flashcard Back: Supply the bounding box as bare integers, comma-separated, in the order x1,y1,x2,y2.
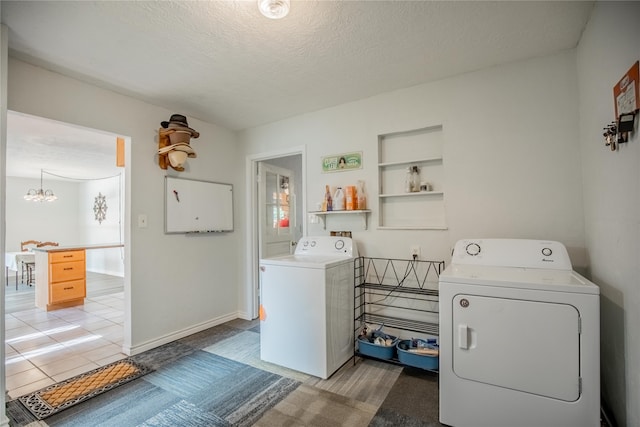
18,358,152,420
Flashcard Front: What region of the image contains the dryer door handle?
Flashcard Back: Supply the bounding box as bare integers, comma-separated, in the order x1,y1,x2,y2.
458,324,469,349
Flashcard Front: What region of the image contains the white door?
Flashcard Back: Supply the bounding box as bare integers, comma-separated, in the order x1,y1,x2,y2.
452,294,581,401
259,163,296,259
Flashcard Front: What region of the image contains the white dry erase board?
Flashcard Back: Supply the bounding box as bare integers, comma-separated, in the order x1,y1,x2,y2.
165,177,234,233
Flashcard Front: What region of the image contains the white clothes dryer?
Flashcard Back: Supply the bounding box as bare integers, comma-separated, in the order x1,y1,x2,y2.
439,239,600,427
259,236,358,379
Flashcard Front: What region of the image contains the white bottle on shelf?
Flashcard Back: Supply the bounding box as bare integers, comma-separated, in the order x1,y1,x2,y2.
411,166,420,192
357,180,367,209
333,187,345,210
404,167,413,193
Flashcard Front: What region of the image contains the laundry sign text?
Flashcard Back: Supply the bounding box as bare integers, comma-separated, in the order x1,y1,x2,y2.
322,152,362,173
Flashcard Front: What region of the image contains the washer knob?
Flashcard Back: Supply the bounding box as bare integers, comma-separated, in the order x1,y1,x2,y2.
310,240,316,247
335,240,344,250
466,243,481,256
542,247,552,257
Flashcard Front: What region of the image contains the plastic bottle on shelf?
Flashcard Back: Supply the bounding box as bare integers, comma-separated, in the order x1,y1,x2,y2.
405,167,413,193
411,166,420,192
333,187,345,210
357,180,366,210
345,185,356,210
325,185,333,211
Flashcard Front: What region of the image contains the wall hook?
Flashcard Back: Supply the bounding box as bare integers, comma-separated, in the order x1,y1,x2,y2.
603,122,618,151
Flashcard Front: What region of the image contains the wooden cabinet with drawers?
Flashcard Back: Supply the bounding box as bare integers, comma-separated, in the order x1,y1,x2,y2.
35,249,86,310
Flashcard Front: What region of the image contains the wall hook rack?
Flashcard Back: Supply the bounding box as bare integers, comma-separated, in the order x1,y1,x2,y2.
603,109,638,151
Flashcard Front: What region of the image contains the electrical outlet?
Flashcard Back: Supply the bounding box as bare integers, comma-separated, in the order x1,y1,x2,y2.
411,245,420,259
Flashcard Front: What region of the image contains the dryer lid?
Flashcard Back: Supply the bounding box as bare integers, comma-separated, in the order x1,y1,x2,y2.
440,264,599,294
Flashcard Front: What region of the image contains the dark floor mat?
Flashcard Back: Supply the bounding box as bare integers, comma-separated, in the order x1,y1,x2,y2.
18,358,152,420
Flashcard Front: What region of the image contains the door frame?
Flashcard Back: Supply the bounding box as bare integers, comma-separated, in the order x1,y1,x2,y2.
245,146,306,319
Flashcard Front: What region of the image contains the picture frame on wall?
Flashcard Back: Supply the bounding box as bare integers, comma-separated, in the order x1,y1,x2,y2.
322,152,362,173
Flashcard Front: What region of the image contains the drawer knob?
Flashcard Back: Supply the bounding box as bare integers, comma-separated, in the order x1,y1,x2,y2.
63,287,74,290
63,267,73,271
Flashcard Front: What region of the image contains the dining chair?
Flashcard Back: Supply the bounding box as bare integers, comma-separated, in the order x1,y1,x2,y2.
20,240,40,252
24,242,59,286
19,240,40,286
37,242,59,248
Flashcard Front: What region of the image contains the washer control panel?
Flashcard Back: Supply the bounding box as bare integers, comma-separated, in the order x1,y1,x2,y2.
465,243,481,256
452,239,572,270
295,236,358,257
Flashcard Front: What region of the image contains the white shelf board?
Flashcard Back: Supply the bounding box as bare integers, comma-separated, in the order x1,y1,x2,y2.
378,157,443,168
379,191,443,198
377,225,449,230
310,210,371,215
308,210,371,230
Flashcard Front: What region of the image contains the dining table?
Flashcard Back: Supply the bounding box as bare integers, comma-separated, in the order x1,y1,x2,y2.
5,251,35,290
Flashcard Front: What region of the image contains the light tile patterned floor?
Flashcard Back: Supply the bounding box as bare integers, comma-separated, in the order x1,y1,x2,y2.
5,292,126,399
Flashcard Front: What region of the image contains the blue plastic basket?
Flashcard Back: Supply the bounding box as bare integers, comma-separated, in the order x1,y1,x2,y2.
357,334,398,360
396,339,439,370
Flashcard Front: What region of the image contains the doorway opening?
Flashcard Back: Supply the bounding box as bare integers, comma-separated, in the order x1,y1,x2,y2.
246,147,305,319
4,111,130,399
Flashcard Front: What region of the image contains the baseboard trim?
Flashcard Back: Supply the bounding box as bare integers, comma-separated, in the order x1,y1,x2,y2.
236,310,254,321
124,311,239,355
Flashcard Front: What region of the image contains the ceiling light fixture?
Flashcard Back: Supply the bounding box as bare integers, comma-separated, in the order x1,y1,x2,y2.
24,169,57,202
258,0,290,19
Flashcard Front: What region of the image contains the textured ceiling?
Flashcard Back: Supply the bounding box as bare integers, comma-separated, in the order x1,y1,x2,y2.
2,0,594,178
7,111,120,181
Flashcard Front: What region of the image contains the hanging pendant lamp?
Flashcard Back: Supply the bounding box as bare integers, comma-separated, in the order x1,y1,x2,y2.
24,169,57,202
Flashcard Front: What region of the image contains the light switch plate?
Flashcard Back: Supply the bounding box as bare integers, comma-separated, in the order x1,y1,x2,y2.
138,214,148,228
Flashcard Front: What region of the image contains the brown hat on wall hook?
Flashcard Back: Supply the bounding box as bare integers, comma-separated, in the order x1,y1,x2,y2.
157,114,199,171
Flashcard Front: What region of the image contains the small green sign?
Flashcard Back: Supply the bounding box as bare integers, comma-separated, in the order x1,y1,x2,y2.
322,152,362,173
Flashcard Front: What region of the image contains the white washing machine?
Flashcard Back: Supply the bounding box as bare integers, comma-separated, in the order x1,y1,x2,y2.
259,236,358,379
439,239,600,427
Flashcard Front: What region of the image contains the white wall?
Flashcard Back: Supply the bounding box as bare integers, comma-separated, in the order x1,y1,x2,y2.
5,176,81,251
577,3,640,426
239,50,585,267
7,58,243,354
79,176,125,276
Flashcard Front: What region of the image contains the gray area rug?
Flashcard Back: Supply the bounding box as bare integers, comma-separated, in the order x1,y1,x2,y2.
41,351,299,427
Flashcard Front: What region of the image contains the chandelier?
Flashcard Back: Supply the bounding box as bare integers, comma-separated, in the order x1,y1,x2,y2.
24,169,57,202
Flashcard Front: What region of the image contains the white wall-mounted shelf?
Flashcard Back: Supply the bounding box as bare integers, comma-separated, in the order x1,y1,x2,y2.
378,125,446,229
377,225,448,230
378,156,443,168
379,191,444,198
309,210,371,230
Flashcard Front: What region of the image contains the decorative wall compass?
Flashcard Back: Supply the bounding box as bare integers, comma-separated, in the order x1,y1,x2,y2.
94,192,107,224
